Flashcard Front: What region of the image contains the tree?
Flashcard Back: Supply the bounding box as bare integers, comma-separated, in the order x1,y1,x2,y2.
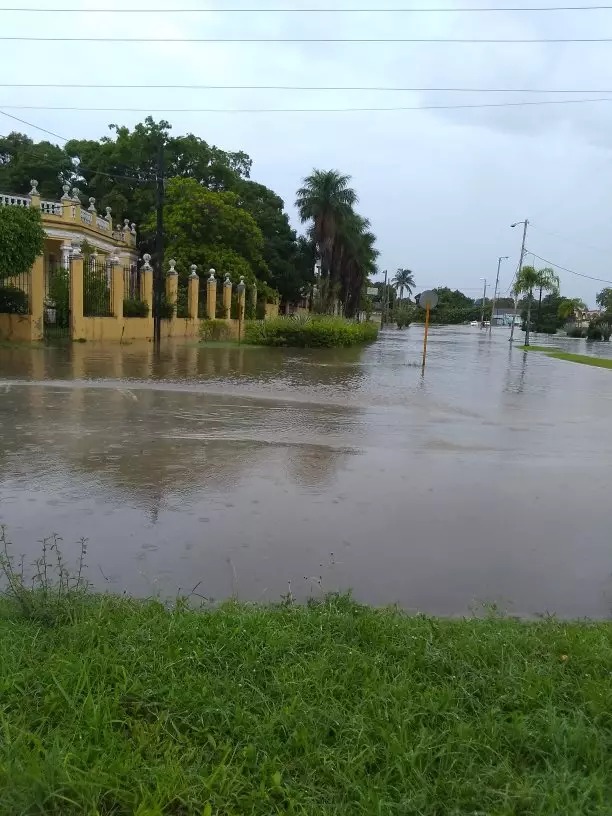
0,133,73,199
335,213,378,317
596,288,612,312
393,268,415,302
513,265,540,346
295,169,358,310
558,297,587,321
0,206,45,281
534,267,560,329
159,178,268,288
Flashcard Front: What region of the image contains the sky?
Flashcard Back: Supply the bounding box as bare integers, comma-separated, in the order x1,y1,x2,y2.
2,1,612,306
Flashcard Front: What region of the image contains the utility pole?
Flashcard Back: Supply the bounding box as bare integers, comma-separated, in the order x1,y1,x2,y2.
480,278,487,328
489,255,508,334
153,139,165,348
509,219,528,343
381,269,388,326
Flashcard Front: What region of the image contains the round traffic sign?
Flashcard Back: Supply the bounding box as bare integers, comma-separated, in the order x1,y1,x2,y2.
418,290,438,309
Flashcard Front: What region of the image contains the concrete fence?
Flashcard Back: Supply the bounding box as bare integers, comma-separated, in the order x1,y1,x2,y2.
0,248,279,343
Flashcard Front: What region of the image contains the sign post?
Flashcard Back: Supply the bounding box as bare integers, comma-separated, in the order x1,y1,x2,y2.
417,290,438,372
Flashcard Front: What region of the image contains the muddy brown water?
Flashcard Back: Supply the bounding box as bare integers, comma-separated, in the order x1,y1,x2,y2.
1,327,611,617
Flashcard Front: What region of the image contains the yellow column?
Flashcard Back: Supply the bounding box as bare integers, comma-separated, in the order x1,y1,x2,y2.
111,258,123,320
30,253,44,341
188,264,199,320
223,273,232,321
166,258,178,317
206,268,217,319
69,243,85,341
140,253,153,312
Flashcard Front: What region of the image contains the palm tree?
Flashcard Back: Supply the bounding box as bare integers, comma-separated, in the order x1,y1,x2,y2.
534,267,560,328
514,265,540,346
393,268,415,303
336,214,378,317
296,170,358,311
558,297,587,322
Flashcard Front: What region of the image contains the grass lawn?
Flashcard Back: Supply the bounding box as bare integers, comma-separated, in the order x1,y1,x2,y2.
521,345,612,370
1,593,611,814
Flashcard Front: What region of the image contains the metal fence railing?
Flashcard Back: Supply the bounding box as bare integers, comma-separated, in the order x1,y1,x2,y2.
83,258,113,317
0,269,31,315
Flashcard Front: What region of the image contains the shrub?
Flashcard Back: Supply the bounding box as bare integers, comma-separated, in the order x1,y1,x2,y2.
123,298,149,318
567,326,587,338
47,267,70,327
157,295,175,320
244,316,379,348
200,319,233,341
0,285,28,314
393,307,414,329
587,320,611,341
0,206,45,282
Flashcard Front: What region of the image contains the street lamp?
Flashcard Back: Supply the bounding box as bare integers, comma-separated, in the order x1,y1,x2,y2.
489,255,508,334
509,219,528,343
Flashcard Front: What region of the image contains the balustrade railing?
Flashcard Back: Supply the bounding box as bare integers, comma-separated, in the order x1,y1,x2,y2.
0,193,30,207
40,200,62,216
81,209,93,225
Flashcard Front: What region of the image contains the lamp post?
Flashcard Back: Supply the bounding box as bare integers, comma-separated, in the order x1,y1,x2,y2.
509,219,528,343
489,255,508,334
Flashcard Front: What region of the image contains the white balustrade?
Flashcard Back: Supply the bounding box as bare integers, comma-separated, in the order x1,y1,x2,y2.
96,215,110,231
81,209,93,225
40,200,62,216
0,193,30,207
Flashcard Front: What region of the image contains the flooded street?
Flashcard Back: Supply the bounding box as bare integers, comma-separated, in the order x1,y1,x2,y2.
1,327,611,617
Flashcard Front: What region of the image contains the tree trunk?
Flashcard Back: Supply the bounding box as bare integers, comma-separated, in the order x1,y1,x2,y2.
525,289,533,346
536,284,543,329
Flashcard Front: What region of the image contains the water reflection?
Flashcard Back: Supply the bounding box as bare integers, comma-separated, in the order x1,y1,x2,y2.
1,328,612,617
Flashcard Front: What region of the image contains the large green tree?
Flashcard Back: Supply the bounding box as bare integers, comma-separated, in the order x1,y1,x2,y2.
393,268,415,302
596,288,612,312
0,206,45,281
296,169,358,310
159,178,268,287
0,133,73,199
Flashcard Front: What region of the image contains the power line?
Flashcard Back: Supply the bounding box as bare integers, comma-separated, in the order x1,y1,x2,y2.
2,98,612,113
4,83,612,93
526,249,612,284
3,4,612,11
0,112,154,184
3,35,612,43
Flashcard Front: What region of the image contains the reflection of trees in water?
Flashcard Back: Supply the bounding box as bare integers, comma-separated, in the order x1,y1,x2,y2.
0,379,357,517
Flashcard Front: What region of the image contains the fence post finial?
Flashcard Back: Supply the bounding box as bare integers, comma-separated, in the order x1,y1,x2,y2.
29,179,39,196
61,183,71,201
168,258,177,276
209,268,216,280
142,253,152,271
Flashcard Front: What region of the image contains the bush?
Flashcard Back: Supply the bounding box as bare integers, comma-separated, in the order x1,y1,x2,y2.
244,316,379,348
47,267,70,327
393,307,414,329
0,206,45,282
0,285,28,314
200,319,233,341
123,298,149,318
587,321,611,342
157,295,175,320
567,326,587,338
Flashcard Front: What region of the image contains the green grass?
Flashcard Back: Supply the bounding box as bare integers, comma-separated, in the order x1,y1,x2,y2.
1,593,612,814
522,345,612,369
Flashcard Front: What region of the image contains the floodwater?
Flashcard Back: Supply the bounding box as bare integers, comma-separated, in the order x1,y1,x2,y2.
1,327,611,618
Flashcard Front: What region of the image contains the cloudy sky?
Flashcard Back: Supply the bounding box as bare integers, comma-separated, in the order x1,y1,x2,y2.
2,1,612,305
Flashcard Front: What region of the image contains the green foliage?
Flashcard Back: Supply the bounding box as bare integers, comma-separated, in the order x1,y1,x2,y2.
393,268,415,300
393,306,415,329
200,319,233,341
567,326,587,338
586,318,611,341
122,298,149,318
0,133,73,198
1,543,612,815
558,297,587,321
47,268,70,328
595,288,612,311
0,285,28,314
157,294,175,319
83,269,110,317
245,316,378,348
156,178,268,289
296,169,378,316
0,206,45,281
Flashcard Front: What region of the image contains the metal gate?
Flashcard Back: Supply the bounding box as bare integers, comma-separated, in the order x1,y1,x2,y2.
43,260,70,341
